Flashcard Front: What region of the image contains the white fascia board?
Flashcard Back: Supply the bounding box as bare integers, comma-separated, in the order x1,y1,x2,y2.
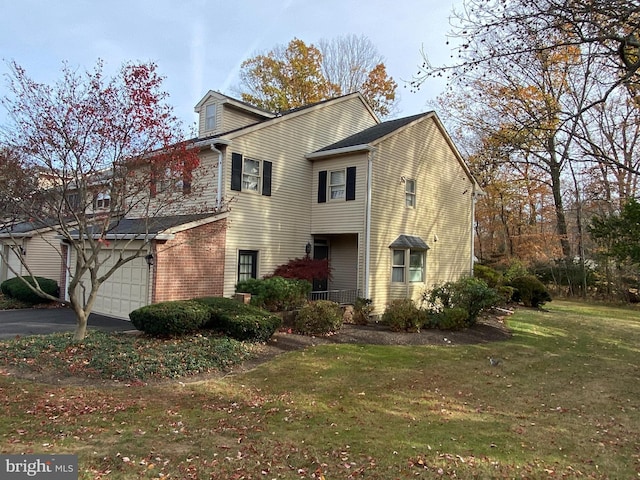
193,138,231,149
305,144,375,160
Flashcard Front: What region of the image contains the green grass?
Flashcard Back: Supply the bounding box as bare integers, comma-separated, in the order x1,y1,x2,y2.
0,300,639,478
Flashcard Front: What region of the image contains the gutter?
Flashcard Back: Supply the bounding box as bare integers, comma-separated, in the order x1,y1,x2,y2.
191,138,231,211
305,144,374,160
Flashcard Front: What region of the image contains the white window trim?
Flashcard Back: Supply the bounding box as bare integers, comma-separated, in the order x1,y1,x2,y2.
405,179,416,208
391,248,426,284
391,249,406,283
329,169,346,201
205,104,216,131
95,192,111,209
242,158,262,193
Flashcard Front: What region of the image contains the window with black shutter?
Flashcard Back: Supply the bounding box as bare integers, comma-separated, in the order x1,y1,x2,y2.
230,152,272,196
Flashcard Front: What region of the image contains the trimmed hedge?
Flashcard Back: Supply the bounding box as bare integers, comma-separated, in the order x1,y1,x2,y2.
235,276,311,312
382,298,424,332
129,300,210,336
294,300,343,335
195,297,282,342
510,275,552,308
425,277,500,325
0,276,58,304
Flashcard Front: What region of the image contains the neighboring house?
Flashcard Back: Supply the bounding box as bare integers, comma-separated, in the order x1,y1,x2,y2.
58,91,481,319
0,221,62,283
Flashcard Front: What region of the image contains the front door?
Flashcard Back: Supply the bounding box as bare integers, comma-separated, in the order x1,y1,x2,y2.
312,240,328,291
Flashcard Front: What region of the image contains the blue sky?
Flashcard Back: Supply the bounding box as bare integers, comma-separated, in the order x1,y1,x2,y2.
1,0,459,130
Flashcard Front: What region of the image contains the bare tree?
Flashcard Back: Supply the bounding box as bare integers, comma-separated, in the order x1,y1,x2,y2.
414,0,640,106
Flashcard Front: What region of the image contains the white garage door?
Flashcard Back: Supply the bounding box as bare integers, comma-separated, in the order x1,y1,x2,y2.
88,251,149,320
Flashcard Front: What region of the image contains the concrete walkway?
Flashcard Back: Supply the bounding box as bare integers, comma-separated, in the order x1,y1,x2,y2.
0,308,134,339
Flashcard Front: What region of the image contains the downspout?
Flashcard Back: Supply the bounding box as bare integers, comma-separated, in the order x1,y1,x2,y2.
364,148,375,299
210,145,224,210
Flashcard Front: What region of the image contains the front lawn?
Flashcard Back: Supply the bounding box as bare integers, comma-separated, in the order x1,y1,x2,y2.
0,300,638,478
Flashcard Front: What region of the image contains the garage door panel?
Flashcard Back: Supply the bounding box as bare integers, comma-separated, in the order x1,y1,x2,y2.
86,251,148,320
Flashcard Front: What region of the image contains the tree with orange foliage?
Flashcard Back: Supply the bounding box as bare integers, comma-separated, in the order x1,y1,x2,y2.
0,60,202,340
238,36,397,118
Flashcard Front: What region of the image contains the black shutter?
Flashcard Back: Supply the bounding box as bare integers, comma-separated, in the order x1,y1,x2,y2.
346,166,356,201
262,161,272,196
318,170,327,203
231,153,242,191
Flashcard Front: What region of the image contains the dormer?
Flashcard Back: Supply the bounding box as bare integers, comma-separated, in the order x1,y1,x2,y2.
194,91,276,138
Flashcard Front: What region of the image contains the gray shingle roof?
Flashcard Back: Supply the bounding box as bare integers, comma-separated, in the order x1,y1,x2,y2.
85,213,217,236
389,235,430,250
316,112,431,153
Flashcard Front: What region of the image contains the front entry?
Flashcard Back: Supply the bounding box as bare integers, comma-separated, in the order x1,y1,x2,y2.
312,239,328,291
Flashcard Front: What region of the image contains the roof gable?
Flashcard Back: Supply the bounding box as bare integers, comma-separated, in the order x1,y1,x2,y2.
313,112,431,154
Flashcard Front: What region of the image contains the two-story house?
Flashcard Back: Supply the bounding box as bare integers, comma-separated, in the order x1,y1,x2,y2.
59,91,480,320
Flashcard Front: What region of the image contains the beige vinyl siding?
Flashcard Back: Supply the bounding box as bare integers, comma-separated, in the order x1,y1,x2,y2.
126,149,221,217
221,106,264,132
327,235,359,291
367,115,474,312
221,95,378,296
311,153,368,235
197,100,221,137
24,231,62,280
0,231,61,282
197,97,266,138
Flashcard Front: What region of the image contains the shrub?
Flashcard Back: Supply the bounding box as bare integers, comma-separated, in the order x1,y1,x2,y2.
0,276,58,304
430,307,470,330
473,264,503,288
270,257,331,283
195,296,282,342
294,300,343,335
424,277,500,325
129,300,210,336
235,276,311,311
510,275,552,308
352,297,374,325
382,298,423,332
497,285,515,304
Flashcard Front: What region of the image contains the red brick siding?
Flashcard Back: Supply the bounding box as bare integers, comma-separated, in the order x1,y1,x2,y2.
152,218,227,303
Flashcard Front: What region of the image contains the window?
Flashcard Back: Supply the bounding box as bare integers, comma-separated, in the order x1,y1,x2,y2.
95,192,111,209
205,104,216,130
151,164,192,197
65,192,80,210
409,250,425,282
405,179,416,208
329,170,345,200
317,167,356,203
238,250,258,282
392,249,425,283
230,153,272,196
392,249,405,282
243,158,261,192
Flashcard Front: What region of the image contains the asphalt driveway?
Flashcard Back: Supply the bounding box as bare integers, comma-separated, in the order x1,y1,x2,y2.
0,308,135,339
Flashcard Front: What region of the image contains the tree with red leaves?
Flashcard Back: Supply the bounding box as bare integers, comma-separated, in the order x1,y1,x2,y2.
0,60,204,340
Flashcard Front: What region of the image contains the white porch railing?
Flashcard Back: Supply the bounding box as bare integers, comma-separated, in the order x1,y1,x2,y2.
309,289,360,305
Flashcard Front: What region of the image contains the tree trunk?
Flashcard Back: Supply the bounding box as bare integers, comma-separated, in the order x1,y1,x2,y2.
69,290,89,341
547,137,571,258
